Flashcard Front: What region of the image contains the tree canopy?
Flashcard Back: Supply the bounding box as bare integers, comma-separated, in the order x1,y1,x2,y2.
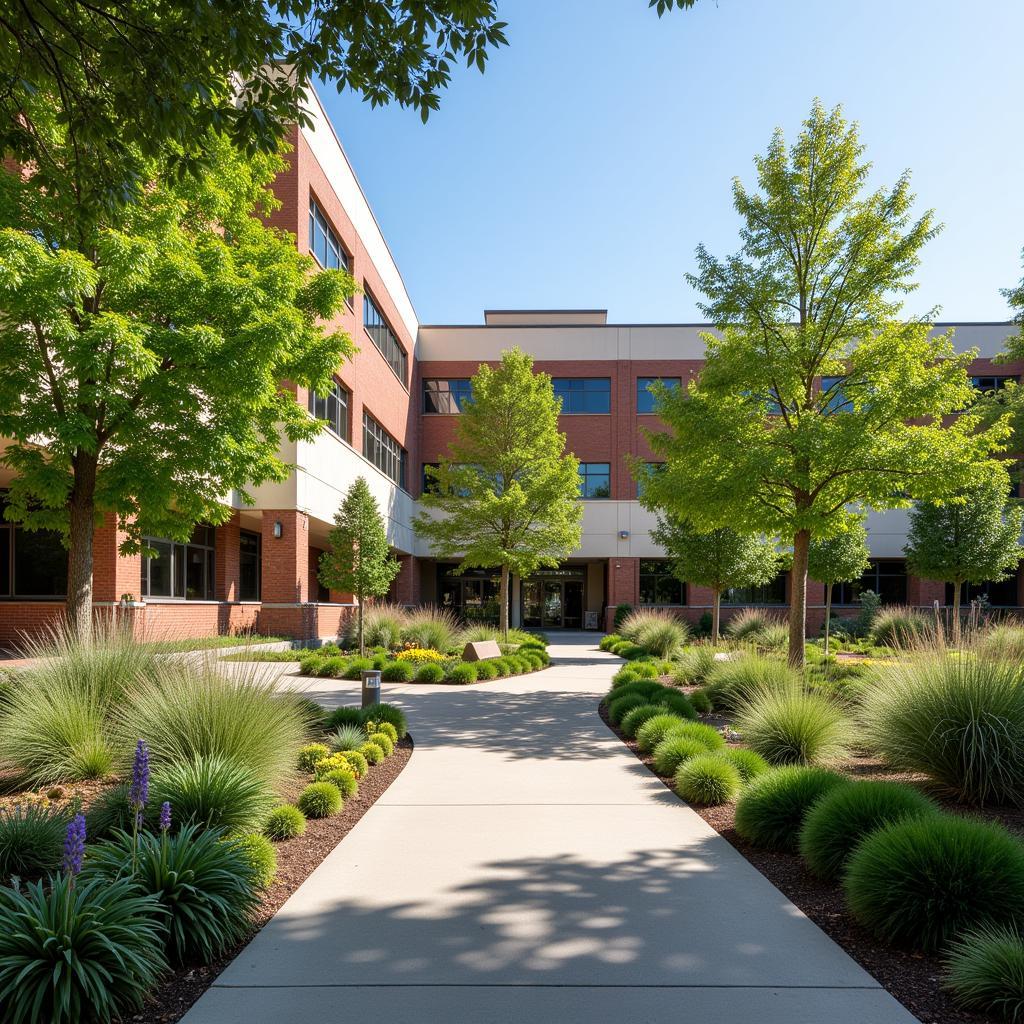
638,100,1011,667
320,477,401,655
413,348,582,638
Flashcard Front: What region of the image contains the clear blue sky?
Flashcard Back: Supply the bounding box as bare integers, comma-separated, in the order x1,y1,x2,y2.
316,0,1024,326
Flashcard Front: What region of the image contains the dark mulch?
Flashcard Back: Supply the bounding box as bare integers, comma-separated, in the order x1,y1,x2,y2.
128,735,413,1024
598,702,1012,1024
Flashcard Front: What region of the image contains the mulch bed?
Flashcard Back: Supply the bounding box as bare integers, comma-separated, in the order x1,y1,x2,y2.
598,702,1012,1024
128,735,413,1024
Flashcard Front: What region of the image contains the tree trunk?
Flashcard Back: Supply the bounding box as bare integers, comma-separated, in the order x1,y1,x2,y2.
66,454,98,640
712,590,721,644
788,529,810,669
499,564,510,640
357,596,365,657
951,580,962,646
824,582,833,657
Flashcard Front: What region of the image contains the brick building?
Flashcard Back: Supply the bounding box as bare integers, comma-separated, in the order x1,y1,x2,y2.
2,90,1021,644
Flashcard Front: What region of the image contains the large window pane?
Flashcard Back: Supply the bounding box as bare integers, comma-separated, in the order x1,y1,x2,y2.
308,380,350,442
12,528,67,598
141,529,215,600
552,378,611,414
363,294,408,383
0,525,10,596
363,413,407,487
724,572,787,605
639,559,683,605
239,530,261,601
578,463,610,499
309,197,349,271
637,377,680,414
423,379,473,413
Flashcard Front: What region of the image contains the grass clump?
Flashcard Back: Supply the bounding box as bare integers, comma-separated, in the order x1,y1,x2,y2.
619,703,669,739
607,693,646,725
360,741,385,765
415,662,445,683
636,713,688,754
652,736,710,776
343,604,406,650
298,743,331,772
368,731,394,756
798,780,939,881
297,781,343,818
944,924,1024,1021
726,608,785,644
688,688,712,714
364,703,407,739
322,767,359,798
722,746,770,782
475,660,498,680
329,725,366,752
230,833,278,888
734,685,850,766
264,804,307,841
869,606,931,647
446,663,478,685
599,634,623,651
844,815,1024,951
381,660,414,682
336,750,368,778
675,753,741,805
734,766,848,852
401,606,461,653
0,802,71,883
705,654,798,713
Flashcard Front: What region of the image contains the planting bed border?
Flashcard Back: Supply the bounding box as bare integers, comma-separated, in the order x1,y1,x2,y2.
598,701,998,1024
134,733,413,1023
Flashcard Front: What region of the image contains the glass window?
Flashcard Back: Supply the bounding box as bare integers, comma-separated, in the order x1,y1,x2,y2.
141,527,215,600
636,462,664,499
239,530,260,601
552,378,611,414
423,379,473,413
639,559,684,605
0,521,9,596
308,196,349,271
308,379,350,442
637,377,681,414
972,375,1018,394
364,294,408,384
947,577,1019,607
820,375,853,414
724,571,787,605
12,527,68,598
833,559,907,606
578,462,611,499
363,413,407,487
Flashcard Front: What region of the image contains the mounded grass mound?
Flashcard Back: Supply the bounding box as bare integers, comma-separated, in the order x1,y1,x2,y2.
636,713,688,754
721,746,770,783
675,753,741,806
869,606,931,648
734,685,850,766
381,660,414,682
297,781,343,818
446,663,478,685
608,693,646,725
415,662,445,683
705,654,799,713
944,924,1024,1021
619,703,669,739
264,804,307,841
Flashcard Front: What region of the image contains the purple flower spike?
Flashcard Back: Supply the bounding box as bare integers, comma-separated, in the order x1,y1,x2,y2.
63,814,86,876
159,801,171,832
129,739,150,809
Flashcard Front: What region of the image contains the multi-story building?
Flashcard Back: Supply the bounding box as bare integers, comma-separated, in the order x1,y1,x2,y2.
2,91,1021,644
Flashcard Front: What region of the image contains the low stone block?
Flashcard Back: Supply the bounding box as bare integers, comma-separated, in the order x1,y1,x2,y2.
462,640,502,662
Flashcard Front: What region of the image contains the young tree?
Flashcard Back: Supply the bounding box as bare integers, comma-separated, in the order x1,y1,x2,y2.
639,101,1010,668
413,348,582,639
319,477,401,656
807,515,871,655
649,516,783,642
0,133,355,637
904,481,1023,643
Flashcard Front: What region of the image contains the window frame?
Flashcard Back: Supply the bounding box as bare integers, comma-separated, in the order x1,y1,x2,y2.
833,559,908,606
577,462,611,499
636,377,681,415
552,377,611,415
363,412,407,488
723,571,787,606
239,529,261,602
423,378,473,414
308,195,350,273
363,293,409,386
307,378,351,442
639,559,684,606
140,525,216,601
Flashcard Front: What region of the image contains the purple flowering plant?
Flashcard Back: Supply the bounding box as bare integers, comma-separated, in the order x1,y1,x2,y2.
62,813,86,882
130,739,150,869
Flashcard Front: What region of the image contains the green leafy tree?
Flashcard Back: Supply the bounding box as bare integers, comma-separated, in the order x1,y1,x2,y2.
413,348,582,639
0,133,354,636
807,514,870,655
904,482,1023,643
650,516,782,642
319,477,401,656
638,100,1010,667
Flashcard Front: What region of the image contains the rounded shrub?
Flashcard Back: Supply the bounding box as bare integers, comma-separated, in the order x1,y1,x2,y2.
620,703,669,739
368,731,394,757
338,750,368,777
799,780,939,881
721,746,770,783
366,720,399,744
608,693,646,725
362,703,408,739
297,742,331,773
734,686,850,766
734,766,848,852
342,657,375,681
324,705,364,730
689,688,712,715
522,651,545,670
618,643,648,661
446,662,478,684
944,924,1024,1021
705,655,799,713
322,767,359,798
360,741,385,765
231,833,278,888
636,713,689,754
658,689,697,721
652,735,709,776
475,660,499,680
264,804,307,841
492,658,513,677
297,781,343,818
381,660,414,682
844,815,1024,951
611,668,641,688
599,634,623,652
611,679,665,703
415,662,445,683
629,661,660,680
675,753,742,805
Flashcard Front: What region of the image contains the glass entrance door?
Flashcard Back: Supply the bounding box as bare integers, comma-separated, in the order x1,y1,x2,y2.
521,572,586,629
563,581,584,629
543,581,563,628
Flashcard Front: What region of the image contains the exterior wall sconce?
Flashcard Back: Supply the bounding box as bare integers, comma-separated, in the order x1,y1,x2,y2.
618,530,630,540
273,520,283,539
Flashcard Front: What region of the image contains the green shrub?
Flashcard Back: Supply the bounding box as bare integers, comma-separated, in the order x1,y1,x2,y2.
522,650,545,669
869,606,931,647
368,731,394,756
264,804,307,841
342,656,374,680
462,624,501,643
652,736,710,776
474,660,497,680
599,634,623,652
324,706,364,730
343,604,406,650
611,668,641,688
365,720,398,743
298,742,331,772
689,688,712,714
231,833,278,888
322,768,359,798
658,690,697,721
636,713,688,754
360,741,385,765
625,611,688,657
0,802,71,883
734,766,848,852
734,685,850,766
415,662,445,683
979,624,1024,662
297,781,343,818
447,663,478,684
613,603,633,630
859,653,1024,806
721,746,770,783
117,660,308,790
617,643,648,661
329,725,366,752
629,661,660,679
620,703,669,739
150,754,275,834
944,924,1024,1021
705,654,799,713
337,750,368,777
798,780,938,881
607,693,646,725
610,679,664,702
726,608,785,643
675,753,741,805
361,703,407,739
844,816,1024,951
381,660,415,682
401,606,461,652
312,655,346,677
0,874,165,1022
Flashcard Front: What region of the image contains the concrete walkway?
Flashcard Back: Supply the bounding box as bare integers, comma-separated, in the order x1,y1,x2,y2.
183,635,918,1024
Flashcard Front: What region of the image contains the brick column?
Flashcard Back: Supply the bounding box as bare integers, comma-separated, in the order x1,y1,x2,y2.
259,510,315,639
605,557,639,630
215,512,241,602
394,554,420,606
907,575,946,609
92,513,141,603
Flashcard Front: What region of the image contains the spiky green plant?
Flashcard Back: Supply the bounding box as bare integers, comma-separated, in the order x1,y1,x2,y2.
400,606,462,652
705,654,799,713
945,924,1024,1021
675,753,741,805
734,684,850,766
342,603,407,650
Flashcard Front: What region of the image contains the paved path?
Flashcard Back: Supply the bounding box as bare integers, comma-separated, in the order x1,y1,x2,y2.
183,635,918,1024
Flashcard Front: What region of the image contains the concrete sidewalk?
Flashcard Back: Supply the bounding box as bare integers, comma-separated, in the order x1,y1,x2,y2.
183,634,918,1024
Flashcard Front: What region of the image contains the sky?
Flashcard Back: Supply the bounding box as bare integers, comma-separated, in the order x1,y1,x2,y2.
315,0,1024,326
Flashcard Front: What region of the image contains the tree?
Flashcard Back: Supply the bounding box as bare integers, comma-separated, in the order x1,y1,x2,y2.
319,477,401,656
649,516,783,643
413,348,582,639
0,133,354,636
807,514,870,655
904,482,1023,643
638,100,1010,668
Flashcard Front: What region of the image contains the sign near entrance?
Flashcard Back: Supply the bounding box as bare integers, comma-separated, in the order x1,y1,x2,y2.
462,640,502,662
